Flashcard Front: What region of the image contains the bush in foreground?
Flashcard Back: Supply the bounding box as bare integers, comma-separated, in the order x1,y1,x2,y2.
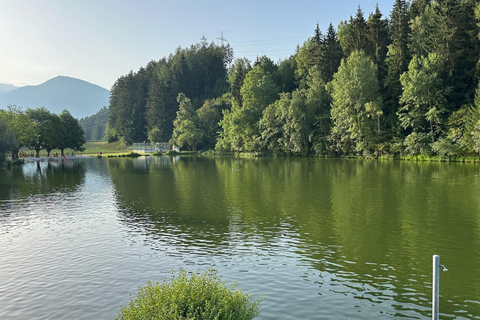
116,269,262,320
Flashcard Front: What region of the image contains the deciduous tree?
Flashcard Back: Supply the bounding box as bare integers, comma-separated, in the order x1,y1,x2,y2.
58,110,86,156
329,50,382,155
398,53,447,142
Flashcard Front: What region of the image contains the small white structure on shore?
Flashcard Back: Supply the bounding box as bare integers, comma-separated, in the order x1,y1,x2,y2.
132,142,170,153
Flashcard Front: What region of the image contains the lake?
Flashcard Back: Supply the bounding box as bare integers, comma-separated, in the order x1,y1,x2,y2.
1,156,480,319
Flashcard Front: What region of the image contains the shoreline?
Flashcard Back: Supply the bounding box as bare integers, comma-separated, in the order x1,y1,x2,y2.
23,155,91,163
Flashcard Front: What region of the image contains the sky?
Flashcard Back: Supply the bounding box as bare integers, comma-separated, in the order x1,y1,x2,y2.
0,0,395,90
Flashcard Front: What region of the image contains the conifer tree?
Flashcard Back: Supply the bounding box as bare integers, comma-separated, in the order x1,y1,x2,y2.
385,0,410,129
338,7,370,58
322,23,343,83
367,5,390,83
296,25,325,86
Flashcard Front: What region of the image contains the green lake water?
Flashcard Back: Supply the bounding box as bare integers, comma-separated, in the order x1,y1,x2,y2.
1,156,480,319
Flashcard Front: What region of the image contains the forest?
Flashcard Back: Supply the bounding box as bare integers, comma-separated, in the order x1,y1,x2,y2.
78,106,109,141
0,106,85,163
107,0,480,158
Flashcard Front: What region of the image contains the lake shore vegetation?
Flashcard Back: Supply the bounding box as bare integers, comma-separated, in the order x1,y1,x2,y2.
116,269,262,320
2,1,480,162
0,106,85,164
105,0,480,160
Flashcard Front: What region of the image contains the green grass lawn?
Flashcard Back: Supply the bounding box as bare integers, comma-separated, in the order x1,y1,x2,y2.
16,140,131,158
81,140,132,156
18,141,197,158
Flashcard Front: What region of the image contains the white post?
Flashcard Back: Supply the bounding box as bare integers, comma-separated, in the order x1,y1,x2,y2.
432,255,440,320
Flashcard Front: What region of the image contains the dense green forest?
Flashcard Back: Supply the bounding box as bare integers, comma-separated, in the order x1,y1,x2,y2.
108,0,480,158
79,106,109,141
0,106,85,163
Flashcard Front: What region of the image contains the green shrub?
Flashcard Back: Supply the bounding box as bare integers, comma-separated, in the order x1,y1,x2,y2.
116,269,262,320
125,152,141,157
118,152,141,158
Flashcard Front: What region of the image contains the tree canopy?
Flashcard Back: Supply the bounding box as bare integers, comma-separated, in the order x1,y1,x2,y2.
100,1,480,159
0,106,85,161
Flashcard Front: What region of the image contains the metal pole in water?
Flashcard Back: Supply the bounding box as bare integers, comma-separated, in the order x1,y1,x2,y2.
432,255,440,320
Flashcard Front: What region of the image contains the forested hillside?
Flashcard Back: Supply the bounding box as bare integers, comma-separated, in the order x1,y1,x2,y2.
108,0,480,158
79,107,109,141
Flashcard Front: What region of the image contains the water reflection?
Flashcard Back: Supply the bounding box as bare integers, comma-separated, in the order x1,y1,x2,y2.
108,157,480,319
0,160,87,201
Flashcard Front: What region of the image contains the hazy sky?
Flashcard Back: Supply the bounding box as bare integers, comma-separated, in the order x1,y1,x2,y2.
0,0,395,90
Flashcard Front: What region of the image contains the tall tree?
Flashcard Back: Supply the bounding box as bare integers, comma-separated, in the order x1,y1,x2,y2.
408,3,452,58
367,5,390,82
241,65,280,113
0,105,35,159
409,0,431,20
58,110,86,156
170,93,202,150
444,0,479,110
398,53,447,143
338,7,370,58
296,25,325,86
259,96,286,154
277,55,298,93
145,60,173,142
196,94,231,150
227,58,252,107
26,107,60,157
329,50,382,155
259,90,312,155
384,0,410,130
218,65,279,152
305,67,332,153
109,72,136,144
322,23,343,83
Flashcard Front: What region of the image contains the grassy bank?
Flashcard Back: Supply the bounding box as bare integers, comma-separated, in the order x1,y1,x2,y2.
82,140,132,156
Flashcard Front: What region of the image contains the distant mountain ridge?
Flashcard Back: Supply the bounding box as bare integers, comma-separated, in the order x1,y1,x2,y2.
0,83,19,94
0,76,110,119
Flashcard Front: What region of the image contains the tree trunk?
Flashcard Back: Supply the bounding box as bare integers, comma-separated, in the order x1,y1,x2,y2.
35,149,40,158
61,148,65,157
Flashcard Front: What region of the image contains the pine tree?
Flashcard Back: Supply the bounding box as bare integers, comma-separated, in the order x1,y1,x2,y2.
384,0,410,130
228,58,252,108
409,0,431,20
367,5,390,83
444,0,479,110
338,6,370,58
296,25,325,86
322,23,343,83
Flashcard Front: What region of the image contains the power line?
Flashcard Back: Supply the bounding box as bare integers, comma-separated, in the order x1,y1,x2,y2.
229,36,305,45
235,48,297,54
222,24,315,34
230,39,305,47
216,31,228,46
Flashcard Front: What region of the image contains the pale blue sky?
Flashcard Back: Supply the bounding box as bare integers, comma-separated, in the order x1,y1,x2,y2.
0,0,395,90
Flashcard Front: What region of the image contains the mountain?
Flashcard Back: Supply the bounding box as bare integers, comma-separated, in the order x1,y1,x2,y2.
0,83,19,94
0,76,110,119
